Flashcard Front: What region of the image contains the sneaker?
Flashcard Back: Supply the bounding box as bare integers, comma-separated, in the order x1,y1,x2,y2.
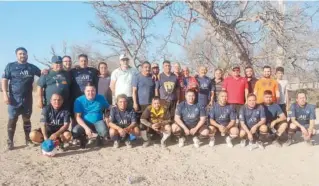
87,139,95,146
113,140,120,148
225,136,233,148
7,142,14,151
248,141,254,151
193,136,200,148
160,136,168,148
284,138,293,147
71,139,80,146
208,137,215,147
257,141,265,150
273,140,282,147
240,139,246,147
143,140,151,148
178,137,185,147
25,139,32,146
125,140,132,148
305,140,314,146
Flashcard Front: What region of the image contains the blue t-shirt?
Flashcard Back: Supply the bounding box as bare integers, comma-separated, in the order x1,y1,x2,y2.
40,105,70,132
74,94,109,125
196,76,214,106
110,106,136,128
263,103,283,124
2,62,41,106
239,105,265,128
156,73,179,101
132,73,155,105
175,101,206,127
289,103,316,126
70,67,98,99
209,103,236,126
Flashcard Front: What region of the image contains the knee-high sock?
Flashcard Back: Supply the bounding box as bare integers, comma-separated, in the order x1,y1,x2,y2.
7,117,19,143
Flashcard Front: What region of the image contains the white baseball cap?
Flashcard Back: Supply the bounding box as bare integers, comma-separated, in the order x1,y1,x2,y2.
119,54,129,61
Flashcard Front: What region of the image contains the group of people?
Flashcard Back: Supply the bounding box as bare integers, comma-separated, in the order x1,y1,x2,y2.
2,47,317,153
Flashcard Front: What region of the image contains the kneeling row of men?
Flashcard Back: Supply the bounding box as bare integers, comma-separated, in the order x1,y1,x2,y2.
29,83,316,150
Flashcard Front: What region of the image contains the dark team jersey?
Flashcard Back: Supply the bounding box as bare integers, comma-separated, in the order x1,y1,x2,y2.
196,76,214,106
289,103,316,126
40,105,70,132
2,62,41,106
239,105,265,128
37,70,71,105
175,101,206,127
110,106,136,128
209,103,236,126
70,67,98,99
263,103,283,124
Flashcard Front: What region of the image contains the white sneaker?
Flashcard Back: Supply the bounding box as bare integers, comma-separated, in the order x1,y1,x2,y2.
178,137,185,147
160,133,170,148
113,140,119,148
240,139,246,147
257,141,265,150
193,136,200,148
125,140,132,148
209,137,215,147
142,140,151,148
225,136,233,148
87,139,94,145
248,141,254,151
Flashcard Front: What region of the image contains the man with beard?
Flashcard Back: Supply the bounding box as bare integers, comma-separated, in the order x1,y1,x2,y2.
172,89,209,148
254,65,280,104
245,66,258,94
2,47,41,150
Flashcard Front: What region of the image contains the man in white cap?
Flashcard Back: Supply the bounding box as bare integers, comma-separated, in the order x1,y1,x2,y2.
110,54,138,109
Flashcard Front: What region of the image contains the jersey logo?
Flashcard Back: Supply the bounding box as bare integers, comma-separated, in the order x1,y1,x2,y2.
163,82,175,93
20,70,29,76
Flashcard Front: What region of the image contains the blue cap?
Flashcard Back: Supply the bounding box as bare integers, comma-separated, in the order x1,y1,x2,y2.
51,55,62,64
41,139,55,152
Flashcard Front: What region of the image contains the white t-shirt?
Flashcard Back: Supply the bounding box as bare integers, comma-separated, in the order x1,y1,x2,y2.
111,67,138,97
277,79,288,104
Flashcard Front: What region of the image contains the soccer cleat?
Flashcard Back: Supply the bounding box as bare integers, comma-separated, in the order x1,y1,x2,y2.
193,136,200,148
113,140,120,148
178,137,185,147
240,139,246,147
284,138,293,147
87,139,95,145
257,141,265,150
273,140,282,147
225,136,233,148
125,140,132,148
248,141,254,151
208,137,215,147
160,134,170,148
142,140,151,148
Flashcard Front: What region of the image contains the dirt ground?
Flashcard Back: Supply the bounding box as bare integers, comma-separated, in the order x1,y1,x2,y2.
0,92,319,186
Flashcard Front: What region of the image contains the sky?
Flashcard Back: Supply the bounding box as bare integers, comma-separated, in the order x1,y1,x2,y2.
0,2,117,72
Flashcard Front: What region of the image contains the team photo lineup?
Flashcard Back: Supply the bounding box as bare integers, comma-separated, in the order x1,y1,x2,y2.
2,47,317,156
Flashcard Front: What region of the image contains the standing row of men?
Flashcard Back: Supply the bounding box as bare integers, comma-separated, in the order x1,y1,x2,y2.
2,47,316,151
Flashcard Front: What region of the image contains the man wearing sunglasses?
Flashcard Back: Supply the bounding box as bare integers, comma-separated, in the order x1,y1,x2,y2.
222,66,249,120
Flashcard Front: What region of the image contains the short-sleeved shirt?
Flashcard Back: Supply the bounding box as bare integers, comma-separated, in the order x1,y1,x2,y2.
175,101,206,127
254,78,279,104
239,105,265,128
132,73,156,105
98,76,112,104
209,103,236,126
74,95,109,125
110,106,136,128
141,105,170,124
111,67,138,97
197,76,214,106
263,103,283,124
277,80,288,104
37,70,71,105
2,62,41,107
289,103,316,126
223,76,248,104
212,78,223,101
157,73,179,101
247,77,258,94
40,105,70,132
70,67,99,99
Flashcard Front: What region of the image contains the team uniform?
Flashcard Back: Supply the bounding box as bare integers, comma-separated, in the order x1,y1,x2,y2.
3,62,41,144
157,73,179,120
175,101,206,132
289,103,316,129
37,70,71,107
196,76,214,107
264,103,284,126
239,105,266,130
254,78,279,104
209,103,236,127
37,104,71,138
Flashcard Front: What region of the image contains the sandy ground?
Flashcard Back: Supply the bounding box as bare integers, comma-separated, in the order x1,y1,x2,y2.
0,93,319,186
